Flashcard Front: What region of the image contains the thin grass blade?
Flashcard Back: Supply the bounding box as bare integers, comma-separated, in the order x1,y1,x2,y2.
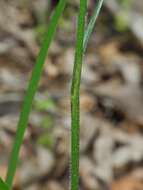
83,0,104,52
6,0,66,188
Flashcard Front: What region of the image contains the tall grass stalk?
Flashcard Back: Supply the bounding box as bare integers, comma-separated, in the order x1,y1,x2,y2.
5,0,66,188
71,0,87,189
71,0,104,189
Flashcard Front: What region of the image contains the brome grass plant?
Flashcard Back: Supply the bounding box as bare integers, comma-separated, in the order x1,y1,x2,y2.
0,0,104,189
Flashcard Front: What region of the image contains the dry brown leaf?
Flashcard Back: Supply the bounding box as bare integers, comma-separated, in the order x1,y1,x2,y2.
112,176,143,190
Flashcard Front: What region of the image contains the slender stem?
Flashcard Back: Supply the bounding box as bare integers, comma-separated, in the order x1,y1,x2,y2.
71,1,104,189
6,0,66,188
83,0,104,52
71,0,87,190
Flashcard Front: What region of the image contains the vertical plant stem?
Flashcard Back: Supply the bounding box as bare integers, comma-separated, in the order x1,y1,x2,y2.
71,0,104,189
83,0,104,52
71,0,87,190
6,0,66,188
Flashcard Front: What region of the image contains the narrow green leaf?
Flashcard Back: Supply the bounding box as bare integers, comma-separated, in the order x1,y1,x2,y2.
6,0,66,188
83,0,104,52
71,0,87,189
0,178,9,190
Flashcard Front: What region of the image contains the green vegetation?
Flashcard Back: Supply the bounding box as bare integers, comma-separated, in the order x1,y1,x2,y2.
71,0,87,189
40,116,54,129
1,0,104,189
37,133,54,149
115,0,132,31
5,0,66,189
71,0,104,189
0,178,9,190
83,0,104,52
34,97,55,112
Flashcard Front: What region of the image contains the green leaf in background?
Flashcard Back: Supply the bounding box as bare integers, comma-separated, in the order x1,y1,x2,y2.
119,0,131,8
115,0,132,32
0,178,9,190
115,11,129,32
34,97,55,111
37,133,54,149
36,24,47,43
41,116,54,129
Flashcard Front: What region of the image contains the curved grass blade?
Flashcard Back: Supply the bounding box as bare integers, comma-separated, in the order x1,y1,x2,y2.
0,178,9,190
6,0,66,188
83,0,104,52
71,0,87,189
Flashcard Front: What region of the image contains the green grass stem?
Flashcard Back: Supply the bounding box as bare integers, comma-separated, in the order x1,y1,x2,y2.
5,0,66,188
71,0,104,189
71,0,87,189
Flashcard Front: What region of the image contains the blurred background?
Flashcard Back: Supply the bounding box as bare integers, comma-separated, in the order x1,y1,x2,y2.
0,0,143,189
